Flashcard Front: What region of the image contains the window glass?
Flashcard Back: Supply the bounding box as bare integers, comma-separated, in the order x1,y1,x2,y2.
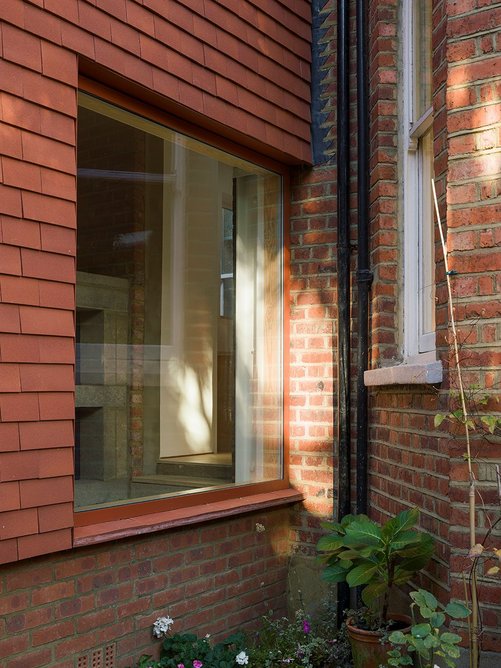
413,0,433,120
418,128,435,351
76,93,283,511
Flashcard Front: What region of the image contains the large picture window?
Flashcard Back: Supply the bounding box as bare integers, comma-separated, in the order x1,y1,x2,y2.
76,93,283,511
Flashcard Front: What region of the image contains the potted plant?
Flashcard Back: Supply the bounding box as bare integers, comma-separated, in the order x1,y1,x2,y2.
317,507,434,668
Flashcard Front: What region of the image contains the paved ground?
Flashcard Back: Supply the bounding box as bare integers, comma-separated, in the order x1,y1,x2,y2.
457,649,499,668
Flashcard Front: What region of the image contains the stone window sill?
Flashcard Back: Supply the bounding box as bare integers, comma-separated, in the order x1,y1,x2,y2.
364,360,443,387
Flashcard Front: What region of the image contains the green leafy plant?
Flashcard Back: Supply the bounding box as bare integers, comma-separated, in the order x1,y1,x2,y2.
135,616,249,668
433,388,501,436
317,507,434,627
385,588,470,668
314,599,354,668
248,609,335,668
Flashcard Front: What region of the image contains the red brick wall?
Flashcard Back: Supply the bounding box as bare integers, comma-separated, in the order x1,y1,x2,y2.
365,0,501,652
367,0,400,366
289,0,501,651
288,0,339,549
444,0,501,650
0,509,290,668
366,0,452,594
289,160,338,544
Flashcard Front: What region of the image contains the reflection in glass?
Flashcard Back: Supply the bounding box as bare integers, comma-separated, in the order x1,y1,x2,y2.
413,0,433,120
75,94,283,510
418,128,436,349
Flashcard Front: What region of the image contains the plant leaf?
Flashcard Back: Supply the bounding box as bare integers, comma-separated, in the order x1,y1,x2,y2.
344,518,383,546
443,644,461,658
413,637,428,654
411,623,432,638
480,415,500,433
384,508,419,540
410,588,438,611
476,393,490,406
316,535,345,553
361,580,387,609
388,530,423,552
417,606,433,619
388,631,407,644
321,563,350,583
444,602,470,619
434,413,447,427
395,536,434,574
387,649,400,658
346,563,378,587
393,568,415,586
424,634,439,648
430,612,446,628
336,546,375,560
340,513,364,528
320,520,344,533
440,632,462,644
486,566,500,576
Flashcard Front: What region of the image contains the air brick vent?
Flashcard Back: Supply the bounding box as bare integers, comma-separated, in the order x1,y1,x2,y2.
76,644,116,668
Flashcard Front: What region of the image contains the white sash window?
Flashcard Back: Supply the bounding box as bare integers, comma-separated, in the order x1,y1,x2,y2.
403,0,436,361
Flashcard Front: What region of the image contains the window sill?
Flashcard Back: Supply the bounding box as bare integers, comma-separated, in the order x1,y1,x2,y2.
364,360,443,387
73,488,303,547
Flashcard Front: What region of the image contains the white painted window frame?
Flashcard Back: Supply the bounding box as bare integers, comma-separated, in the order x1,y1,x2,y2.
365,0,443,386
402,0,437,364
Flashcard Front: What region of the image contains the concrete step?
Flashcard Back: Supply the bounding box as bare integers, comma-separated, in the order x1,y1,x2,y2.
156,457,233,482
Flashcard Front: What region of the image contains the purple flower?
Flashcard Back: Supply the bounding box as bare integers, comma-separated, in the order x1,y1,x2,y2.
193,661,203,668
302,619,311,634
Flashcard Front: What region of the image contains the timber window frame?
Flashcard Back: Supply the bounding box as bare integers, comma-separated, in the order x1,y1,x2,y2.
74,78,292,532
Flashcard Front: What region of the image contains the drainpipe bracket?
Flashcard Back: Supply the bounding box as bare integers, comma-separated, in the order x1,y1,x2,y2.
356,269,373,286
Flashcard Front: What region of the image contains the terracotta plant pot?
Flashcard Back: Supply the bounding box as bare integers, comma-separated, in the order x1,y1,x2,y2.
346,614,411,668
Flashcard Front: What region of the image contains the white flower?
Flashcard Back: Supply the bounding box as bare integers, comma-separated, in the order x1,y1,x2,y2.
153,616,174,638
255,523,266,533
235,651,249,665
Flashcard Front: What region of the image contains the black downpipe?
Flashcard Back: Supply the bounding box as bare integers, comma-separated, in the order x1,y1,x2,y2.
336,0,351,624
355,0,371,516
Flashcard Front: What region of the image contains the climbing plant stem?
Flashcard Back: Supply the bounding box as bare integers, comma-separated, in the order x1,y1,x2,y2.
432,179,478,668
